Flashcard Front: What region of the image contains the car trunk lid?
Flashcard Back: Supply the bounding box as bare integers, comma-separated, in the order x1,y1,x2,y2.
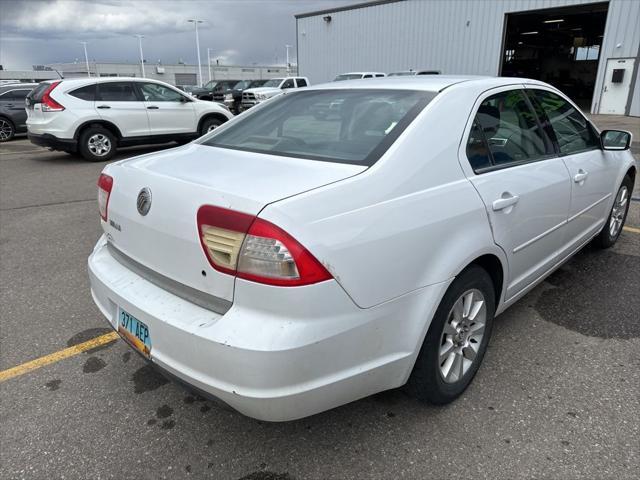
103,143,364,304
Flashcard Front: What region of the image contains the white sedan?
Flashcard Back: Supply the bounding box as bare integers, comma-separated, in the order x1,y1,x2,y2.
88,76,636,421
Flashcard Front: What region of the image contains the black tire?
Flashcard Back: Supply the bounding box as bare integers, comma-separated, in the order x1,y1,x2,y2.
407,265,495,405
593,175,634,249
199,117,223,136
78,126,117,162
0,117,15,142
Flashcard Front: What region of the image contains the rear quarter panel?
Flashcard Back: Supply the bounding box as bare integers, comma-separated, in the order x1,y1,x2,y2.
260,86,505,308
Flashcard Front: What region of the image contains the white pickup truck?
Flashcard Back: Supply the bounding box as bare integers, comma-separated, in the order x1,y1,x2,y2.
240,76,309,111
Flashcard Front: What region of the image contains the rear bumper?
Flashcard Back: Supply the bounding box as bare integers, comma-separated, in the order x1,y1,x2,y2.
28,133,77,152
88,234,447,421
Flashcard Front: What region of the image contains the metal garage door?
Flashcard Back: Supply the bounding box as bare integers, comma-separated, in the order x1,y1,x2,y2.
174,73,197,85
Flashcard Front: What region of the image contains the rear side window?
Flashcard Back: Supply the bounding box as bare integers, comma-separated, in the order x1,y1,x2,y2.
467,89,552,171
528,89,599,155
97,82,138,101
202,89,435,165
296,78,308,87
69,84,97,101
466,121,492,171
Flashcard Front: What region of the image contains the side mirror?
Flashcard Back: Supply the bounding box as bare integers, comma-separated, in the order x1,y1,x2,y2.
601,130,631,151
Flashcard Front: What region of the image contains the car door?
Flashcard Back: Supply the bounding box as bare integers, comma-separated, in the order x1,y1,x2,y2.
96,81,150,137
462,87,572,301
526,88,617,251
137,82,196,136
0,88,32,130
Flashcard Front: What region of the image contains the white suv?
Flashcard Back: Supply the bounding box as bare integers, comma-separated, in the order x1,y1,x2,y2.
240,77,309,111
26,77,233,161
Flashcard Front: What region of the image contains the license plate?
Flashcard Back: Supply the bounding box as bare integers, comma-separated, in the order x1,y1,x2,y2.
117,308,151,358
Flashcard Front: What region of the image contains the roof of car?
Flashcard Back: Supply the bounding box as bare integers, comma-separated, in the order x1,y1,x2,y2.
49,77,172,87
339,72,385,75
308,75,549,93
0,83,39,91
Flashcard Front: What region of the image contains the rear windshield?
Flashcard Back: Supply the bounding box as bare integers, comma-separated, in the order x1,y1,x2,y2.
202,89,435,165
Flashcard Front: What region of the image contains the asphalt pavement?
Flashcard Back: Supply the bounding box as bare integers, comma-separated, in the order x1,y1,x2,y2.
1,134,639,480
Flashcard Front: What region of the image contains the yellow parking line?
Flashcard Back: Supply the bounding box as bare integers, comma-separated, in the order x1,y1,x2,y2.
0,332,119,383
623,226,640,234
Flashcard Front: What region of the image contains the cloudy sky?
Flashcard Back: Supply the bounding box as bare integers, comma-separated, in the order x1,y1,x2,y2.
0,0,356,69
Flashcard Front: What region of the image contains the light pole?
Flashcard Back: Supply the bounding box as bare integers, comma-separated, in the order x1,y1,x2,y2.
80,42,90,77
207,47,212,83
187,19,204,86
134,35,145,77
285,44,292,75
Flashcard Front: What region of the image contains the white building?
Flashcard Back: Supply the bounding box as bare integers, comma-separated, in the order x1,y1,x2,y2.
296,0,640,116
45,62,296,85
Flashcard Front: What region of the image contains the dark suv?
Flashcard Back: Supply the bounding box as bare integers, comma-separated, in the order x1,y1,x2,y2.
0,83,38,142
211,79,269,113
193,80,240,102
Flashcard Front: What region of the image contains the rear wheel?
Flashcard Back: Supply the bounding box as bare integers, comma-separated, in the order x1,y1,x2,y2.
79,126,116,162
593,175,633,248
407,265,495,404
0,117,15,142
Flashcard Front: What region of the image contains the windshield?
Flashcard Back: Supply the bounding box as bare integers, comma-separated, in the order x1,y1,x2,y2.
334,74,363,81
213,81,237,91
233,80,250,90
249,80,268,88
388,72,416,77
202,89,435,166
262,78,284,88
203,81,218,89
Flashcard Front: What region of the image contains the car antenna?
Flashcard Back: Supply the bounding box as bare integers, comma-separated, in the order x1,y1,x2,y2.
51,67,64,79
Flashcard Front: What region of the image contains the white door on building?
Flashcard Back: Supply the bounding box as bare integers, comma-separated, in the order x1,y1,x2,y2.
599,58,635,115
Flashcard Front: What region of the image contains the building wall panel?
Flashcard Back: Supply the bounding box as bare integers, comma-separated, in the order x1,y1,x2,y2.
297,0,639,114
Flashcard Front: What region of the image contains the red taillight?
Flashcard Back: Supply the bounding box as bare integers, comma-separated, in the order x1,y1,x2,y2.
197,205,333,286
97,174,113,221
41,81,64,112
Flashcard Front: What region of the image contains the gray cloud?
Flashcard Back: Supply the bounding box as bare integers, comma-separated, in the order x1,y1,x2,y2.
0,0,355,68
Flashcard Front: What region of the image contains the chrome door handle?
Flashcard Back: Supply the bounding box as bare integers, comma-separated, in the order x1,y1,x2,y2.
492,193,520,211
574,170,588,183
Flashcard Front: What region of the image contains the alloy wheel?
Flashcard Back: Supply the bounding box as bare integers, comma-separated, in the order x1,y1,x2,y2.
87,133,112,157
0,119,13,141
609,186,628,238
438,288,486,383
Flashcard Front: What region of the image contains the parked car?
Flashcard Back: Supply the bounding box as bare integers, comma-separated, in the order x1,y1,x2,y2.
26,77,233,161
210,80,255,114
192,79,240,101
185,81,217,98
240,76,309,111
175,85,199,96
88,76,635,421
388,70,441,76
333,72,386,81
0,83,38,142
